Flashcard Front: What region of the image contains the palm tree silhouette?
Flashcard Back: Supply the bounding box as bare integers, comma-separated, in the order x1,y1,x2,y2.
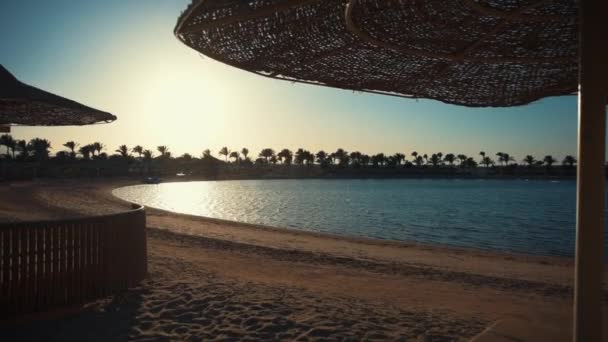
481,156,494,168
132,145,144,158
157,146,170,158
219,146,230,161
393,153,405,165
562,155,577,168
333,148,349,166
457,154,468,167
241,148,249,160
229,151,239,163
277,148,293,165
305,151,315,165
429,154,441,168
315,150,328,167
78,145,92,160
444,153,456,166
116,145,130,158
92,142,104,157
143,149,154,161
0,134,16,158
28,138,51,161
259,148,275,163
523,155,536,167
16,140,28,160
543,155,557,168
63,141,78,159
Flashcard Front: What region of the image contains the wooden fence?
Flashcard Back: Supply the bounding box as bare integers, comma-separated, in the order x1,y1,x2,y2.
0,205,147,318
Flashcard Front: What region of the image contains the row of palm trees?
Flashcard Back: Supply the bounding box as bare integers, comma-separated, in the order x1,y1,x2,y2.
0,134,578,169
213,146,577,169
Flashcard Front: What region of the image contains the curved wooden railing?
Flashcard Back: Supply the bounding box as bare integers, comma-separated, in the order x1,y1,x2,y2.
0,205,147,318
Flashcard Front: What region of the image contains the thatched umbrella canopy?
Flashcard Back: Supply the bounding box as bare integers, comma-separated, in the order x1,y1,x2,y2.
175,0,578,107
174,1,607,340
0,65,116,126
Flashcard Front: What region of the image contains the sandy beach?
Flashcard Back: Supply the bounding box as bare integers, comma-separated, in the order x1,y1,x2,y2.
1,179,607,341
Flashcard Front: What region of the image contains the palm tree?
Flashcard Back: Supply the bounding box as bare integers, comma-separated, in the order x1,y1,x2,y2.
523,155,536,167
371,153,386,167
202,149,211,158
28,138,51,161
562,155,577,168
132,145,144,158
393,153,406,165
496,152,514,166
457,154,468,167
219,146,230,161
62,141,78,159
479,151,486,161
315,150,328,167
79,145,93,160
543,155,557,168
16,140,28,160
333,148,349,167
115,145,130,158
157,145,170,158
495,152,504,165
0,134,16,158
259,148,275,163
92,142,104,156
294,148,306,165
241,148,249,160
443,153,456,166
429,154,441,167
143,149,154,161
303,151,315,165
464,157,477,168
229,151,239,162
360,154,371,167
349,151,363,167
481,156,494,168
277,148,293,165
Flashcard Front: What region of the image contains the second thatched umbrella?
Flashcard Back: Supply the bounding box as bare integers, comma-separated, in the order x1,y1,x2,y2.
0,64,116,127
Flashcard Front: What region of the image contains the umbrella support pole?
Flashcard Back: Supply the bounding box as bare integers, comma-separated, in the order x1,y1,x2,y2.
574,1,607,341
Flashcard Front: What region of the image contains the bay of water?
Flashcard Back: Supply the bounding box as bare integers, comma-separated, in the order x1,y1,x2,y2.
113,179,608,257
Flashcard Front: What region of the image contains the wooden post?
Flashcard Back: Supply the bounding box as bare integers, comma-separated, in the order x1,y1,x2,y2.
574,1,608,341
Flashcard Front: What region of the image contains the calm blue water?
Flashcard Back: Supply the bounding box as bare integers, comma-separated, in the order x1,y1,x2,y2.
113,179,608,257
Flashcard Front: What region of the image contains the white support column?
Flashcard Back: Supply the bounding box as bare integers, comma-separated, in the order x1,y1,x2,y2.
574,1,608,341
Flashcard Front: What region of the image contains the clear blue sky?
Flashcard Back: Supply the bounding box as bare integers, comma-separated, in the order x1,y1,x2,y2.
0,0,582,161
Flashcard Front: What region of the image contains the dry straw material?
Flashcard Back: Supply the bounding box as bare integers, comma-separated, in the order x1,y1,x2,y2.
0,65,116,126
175,0,577,107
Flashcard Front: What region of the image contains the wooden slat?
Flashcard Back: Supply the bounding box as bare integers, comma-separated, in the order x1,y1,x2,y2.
52,224,61,306
44,225,52,307
36,226,44,311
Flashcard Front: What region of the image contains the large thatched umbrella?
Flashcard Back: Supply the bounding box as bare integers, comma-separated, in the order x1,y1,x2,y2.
0,64,116,128
174,1,607,340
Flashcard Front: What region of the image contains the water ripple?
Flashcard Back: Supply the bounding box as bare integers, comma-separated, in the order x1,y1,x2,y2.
113,179,608,257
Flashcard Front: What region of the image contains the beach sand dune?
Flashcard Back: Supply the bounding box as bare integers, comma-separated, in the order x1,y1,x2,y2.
1,179,606,341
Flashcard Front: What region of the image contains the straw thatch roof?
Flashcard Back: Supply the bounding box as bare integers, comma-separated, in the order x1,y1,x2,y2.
175,0,578,107
0,65,116,126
